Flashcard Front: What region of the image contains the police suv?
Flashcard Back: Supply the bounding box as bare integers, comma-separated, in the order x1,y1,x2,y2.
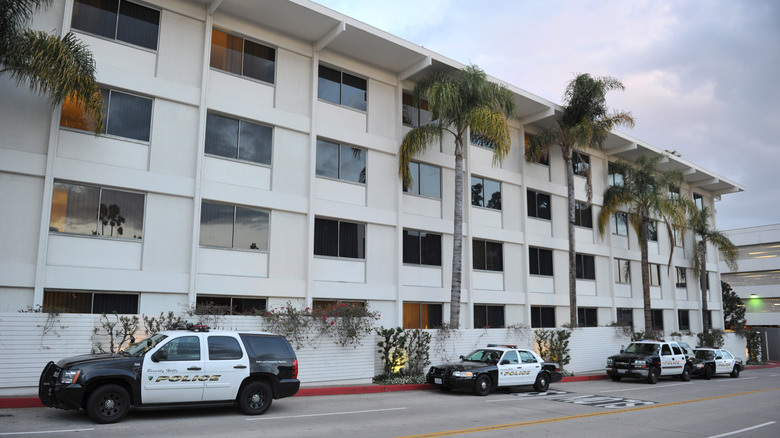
605,340,693,384
38,325,299,423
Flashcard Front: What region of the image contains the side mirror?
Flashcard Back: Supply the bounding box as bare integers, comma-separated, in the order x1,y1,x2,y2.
152,350,168,362
459,355,465,360
500,359,510,365
619,345,625,354
715,356,722,360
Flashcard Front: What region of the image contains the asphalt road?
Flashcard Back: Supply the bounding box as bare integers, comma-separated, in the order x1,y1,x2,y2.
2,368,778,437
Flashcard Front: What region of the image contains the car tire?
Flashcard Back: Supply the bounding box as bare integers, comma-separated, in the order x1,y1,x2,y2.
533,373,550,392
85,384,130,424
610,375,622,381
679,365,692,382
473,375,491,396
730,366,740,378
703,365,713,380
646,366,660,384
237,381,273,415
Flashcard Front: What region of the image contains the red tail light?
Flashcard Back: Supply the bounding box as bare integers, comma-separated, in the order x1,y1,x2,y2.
292,359,298,379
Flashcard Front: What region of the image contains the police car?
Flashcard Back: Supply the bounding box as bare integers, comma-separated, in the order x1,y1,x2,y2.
691,347,745,379
38,325,299,423
426,345,563,396
606,340,693,384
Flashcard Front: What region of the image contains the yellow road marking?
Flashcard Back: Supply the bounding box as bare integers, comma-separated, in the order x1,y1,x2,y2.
396,387,780,438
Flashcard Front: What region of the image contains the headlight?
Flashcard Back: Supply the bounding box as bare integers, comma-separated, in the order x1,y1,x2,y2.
631,361,646,368
452,371,473,378
59,369,81,384
606,358,613,366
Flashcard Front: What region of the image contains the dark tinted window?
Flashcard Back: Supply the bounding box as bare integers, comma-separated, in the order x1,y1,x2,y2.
208,336,243,360
240,335,291,361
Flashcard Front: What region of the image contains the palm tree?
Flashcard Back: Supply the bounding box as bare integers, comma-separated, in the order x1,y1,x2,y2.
689,206,737,332
399,65,516,328
1,0,103,133
597,154,688,333
527,74,634,327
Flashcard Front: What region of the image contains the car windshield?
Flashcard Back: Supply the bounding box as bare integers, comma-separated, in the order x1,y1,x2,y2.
695,350,716,360
123,333,168,357
624,343,659,354
463,349,501,363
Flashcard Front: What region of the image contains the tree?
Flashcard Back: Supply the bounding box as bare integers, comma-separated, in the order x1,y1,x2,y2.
597,154,688,333
721,281,746,332
527,74,634,327
690,207,738,332
399,65,516,328
0,0,103,133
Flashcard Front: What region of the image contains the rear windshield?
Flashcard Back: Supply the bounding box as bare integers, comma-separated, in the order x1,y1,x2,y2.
240,335,292,361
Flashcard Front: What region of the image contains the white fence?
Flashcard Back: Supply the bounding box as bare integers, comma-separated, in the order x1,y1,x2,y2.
0,313,747,397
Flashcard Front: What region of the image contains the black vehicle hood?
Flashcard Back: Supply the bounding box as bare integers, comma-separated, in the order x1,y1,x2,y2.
56,353,137,368
608,352,652,361
433,360,494,371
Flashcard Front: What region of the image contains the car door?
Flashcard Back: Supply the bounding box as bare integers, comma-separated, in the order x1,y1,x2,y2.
517,350,542,385
659,343,684,376
202,334,250,401
496,350,524,387
141,334,205,404
716,350,735,374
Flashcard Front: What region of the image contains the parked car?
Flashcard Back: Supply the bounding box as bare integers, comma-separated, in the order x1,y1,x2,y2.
605,340,693,384
426,345,562,395
691,348,745,379
38,325,299,423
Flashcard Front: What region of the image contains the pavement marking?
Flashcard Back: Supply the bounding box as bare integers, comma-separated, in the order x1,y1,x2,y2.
0,428,95,436
247,407,406,421
708,421,776,438
600,382,693,393
716,376,756,381
395,387,780,438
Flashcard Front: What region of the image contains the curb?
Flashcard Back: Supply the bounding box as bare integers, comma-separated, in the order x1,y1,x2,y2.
4,363,775,409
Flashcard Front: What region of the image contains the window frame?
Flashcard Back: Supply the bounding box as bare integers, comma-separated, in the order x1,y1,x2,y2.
313,217,366,260
205,112,273,166
471,176,501,210
531,306,555,328
577,307,598,327
527,189,551,220
199,201,270,251
71,0,161,51
524,134,549,166
43,289,139,314
472,239,504,272
402,229,442,267
402,92,430,127
403,302,442,329
575,253,596,280
529,246,554,277
196,295,267,315
316,139,367,184
470,129,495,149
678,309,690,331
614,258,631,283
573,152,590,177
574,202,593,228
616,308,634,330
210,27,276,84
61,88,154,142
317,65,367,111
651,309,664,331
474,305,505,328
612,212,629,236
675,267,687,288
650,263,662,286
404,161,441,199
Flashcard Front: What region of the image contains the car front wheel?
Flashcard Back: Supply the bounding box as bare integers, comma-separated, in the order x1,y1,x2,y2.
730,366,740,378
646,366,660,384
86,384,130,424
237,381,272,415
533,373,550,392
473,375,491,396
679,365,692,382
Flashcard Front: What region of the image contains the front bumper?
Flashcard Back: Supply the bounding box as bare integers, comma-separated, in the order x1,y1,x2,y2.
606,365,649,379
38,362,84,410
426,368,476,391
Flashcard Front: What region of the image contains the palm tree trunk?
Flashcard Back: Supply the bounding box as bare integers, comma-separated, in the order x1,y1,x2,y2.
565,153,577,327
699,241,709,332
450,139,464,328
640,218,653,334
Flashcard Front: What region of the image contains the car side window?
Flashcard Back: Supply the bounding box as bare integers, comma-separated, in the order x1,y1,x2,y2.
502,350,519,364
159,336,200,361
661,344,672,355
721,351,733,359
519,351,536,364
672,345,682,355
208,336,243,360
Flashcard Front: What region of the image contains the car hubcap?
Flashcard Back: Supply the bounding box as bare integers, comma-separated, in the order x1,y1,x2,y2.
104,399,116,410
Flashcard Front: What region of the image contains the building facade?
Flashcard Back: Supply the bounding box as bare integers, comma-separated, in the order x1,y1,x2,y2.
0,0,743,333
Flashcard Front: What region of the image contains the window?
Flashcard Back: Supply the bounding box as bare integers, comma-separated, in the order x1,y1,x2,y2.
312,300,366,316
694,193,704,210
525,134,548,165
651,309,664,331
50,182,144,239
617,308,633,329
576,254,596,280
208,336,243,360
318,65,366,111
676,267,687,288
61,89,153,141
612,212,628,236
471,177,501,210
474,305,505,328
71,0,160,50
573,152,590,176
531,306,555,328
650,263,661,286
316,139,366,184
404,162,441,198
614,258,631,283
403,229,442,266
205,113,272,165
678,310,690,331
578,308,597,327
210,28,275,83
200,202,269,251
670,188,680,201
43,290,139,314
473,239,503,272
574,202,593,228
402,92,430,127
608,162,624,186
527,190,551,220
470,130,495,149
403,302,442,329
314,218,365,259
196,296,266,315
529,247,553,276
647,221,658,242
158,336,200,361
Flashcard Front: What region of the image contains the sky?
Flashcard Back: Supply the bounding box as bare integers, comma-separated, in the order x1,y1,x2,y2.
313,0,780,231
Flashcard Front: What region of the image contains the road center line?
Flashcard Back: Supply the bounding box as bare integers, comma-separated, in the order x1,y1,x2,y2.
0,428,95,436
708,421,776,437
395,387,780,438
600,382,693,393
247,407,407,421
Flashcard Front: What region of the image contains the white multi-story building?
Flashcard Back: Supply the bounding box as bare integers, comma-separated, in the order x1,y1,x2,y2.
0,0,743,333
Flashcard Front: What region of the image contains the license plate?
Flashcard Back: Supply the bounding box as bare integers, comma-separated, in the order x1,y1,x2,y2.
434,378,442,384
618,369,626,374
